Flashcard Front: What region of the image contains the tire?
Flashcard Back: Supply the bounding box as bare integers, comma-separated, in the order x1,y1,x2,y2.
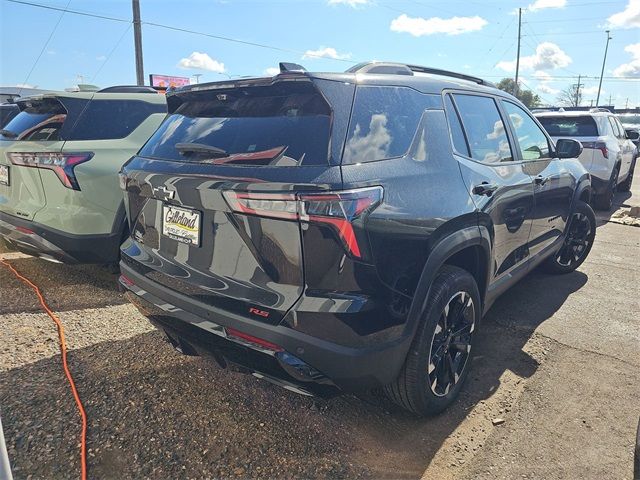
384,265,480,416
593,166,619,211
618,157,636,193
541,200,596,275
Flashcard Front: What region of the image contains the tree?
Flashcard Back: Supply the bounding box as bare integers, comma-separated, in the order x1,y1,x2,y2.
557,84,582,107
496,78,541,109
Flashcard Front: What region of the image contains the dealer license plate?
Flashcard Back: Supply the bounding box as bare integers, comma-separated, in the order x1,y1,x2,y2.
162,204,201,246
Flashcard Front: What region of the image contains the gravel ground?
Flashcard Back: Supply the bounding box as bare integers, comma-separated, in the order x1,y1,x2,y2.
0,170,638,479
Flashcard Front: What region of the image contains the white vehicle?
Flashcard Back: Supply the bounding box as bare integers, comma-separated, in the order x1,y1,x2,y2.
536,109,637,210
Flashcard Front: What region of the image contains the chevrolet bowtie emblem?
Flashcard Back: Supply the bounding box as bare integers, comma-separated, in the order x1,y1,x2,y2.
152,185,175,200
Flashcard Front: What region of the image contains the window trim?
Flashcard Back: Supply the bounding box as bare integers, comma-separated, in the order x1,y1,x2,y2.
500,99,554,162
444,90,520,165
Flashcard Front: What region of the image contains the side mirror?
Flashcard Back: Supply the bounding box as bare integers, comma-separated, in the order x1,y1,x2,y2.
555,138,583,159
625,129,640,141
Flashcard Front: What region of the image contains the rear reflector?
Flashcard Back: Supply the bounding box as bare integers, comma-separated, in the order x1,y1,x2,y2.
225,327,284,352
223,186,383,258
15,226,34,235
119,274,135,287
8,152,94,190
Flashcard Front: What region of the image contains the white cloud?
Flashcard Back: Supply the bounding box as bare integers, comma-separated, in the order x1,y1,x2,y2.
46,49,56,55
96,55,106,61
390,14,488,36
534,70,552,82
14,83,35,89
613,43,640,77
302,47,351,60
607,0,640,29
327,0,369,6
264,67,280,76
527,0,566,12
537,84,560,95
177,52,225,73
497,42,571,72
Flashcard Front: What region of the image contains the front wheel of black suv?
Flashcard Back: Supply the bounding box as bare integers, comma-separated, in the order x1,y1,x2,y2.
385,265,480,416
541,200,596,275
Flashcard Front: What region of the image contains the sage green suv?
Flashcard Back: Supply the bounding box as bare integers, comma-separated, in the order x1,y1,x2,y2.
0,87,166,263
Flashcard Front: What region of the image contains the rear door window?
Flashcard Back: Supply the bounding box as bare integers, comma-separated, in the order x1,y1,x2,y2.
452,94,513,163
140,82,332,166
537,116,598,137
0,98,67,141
342,86,439,163
68,100,166,140
502,101,551,161
444,95,470,157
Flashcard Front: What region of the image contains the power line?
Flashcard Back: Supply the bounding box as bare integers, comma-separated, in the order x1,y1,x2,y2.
90,23,132,83
17,0,71,94
4,0,358,63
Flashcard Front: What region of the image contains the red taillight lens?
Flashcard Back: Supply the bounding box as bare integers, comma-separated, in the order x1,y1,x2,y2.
581,141,608,159
7,152,93,190
223,186,383,258
225,326,283,352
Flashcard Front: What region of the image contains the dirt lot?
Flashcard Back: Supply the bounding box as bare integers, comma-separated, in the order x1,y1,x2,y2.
1,169,639,480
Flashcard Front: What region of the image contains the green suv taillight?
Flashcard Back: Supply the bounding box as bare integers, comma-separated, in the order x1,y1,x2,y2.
7,152,94,190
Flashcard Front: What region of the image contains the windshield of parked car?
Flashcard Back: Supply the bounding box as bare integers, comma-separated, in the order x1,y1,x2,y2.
139,82,332,166
0,98,67,141
537,116,598,137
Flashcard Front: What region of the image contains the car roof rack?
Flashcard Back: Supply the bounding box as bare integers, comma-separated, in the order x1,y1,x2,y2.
589,107,611,113
97,85,158,94
344,62,495,86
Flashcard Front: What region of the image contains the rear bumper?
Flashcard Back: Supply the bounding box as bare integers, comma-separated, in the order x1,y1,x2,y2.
119,261,411,394
0,211,121,264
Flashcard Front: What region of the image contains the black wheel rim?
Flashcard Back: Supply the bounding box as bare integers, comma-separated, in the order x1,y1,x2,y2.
556,212,592,267
428,291,475,397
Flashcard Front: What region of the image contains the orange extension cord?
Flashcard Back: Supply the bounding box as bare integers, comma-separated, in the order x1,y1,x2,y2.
1,259,87,480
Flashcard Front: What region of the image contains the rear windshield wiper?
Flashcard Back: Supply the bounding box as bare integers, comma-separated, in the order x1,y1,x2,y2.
0,129,17,138
175,142,228,159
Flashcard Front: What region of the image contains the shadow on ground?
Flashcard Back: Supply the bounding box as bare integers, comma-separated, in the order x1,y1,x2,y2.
1,266,588,479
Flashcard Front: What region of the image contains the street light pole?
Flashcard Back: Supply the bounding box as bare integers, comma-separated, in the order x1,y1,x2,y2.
132,0,144,86
595,30,612,107
514,7,522,96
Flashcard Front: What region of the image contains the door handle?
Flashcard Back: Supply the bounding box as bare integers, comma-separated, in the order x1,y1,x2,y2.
472,182,498,196
534,175,549,186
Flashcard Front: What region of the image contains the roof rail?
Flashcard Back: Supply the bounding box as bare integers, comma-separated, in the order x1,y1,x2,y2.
589,107,612,113
97,85,158,94
345,62,495,86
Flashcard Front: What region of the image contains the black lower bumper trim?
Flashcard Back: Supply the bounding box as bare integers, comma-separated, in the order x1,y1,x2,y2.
0,211,121,264
120,261,411,392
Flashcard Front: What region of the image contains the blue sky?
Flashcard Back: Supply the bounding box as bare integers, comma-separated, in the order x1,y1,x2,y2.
1,0,638,107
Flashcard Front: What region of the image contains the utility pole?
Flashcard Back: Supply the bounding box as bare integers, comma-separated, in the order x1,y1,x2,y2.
608,93,612,107
132,0,144,86
192,74,203,84
574,74,583,107
514,7,522,97
596,30,612,107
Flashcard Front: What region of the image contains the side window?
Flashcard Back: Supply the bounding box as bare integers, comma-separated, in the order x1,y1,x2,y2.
502,101,550,161
444,95,470,157
452,94,513,163
343,86,440,163
68,100,166,141
608,116,621,138
615,118,627,139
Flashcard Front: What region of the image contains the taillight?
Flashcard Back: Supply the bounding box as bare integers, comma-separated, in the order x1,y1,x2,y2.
581,141,608,159
7,152,93,190
223,186,383,258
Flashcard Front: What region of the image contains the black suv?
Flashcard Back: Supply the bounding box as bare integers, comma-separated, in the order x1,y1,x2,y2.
119,62,594,415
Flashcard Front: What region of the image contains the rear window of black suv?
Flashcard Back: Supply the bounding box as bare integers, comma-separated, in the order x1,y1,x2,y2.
139,82,333,166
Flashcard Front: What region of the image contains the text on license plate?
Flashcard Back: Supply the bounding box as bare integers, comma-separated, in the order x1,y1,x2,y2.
162,205,201,246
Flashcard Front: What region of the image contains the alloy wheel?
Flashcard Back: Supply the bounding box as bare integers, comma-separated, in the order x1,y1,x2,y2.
556,212,592,267
428,291,475,397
